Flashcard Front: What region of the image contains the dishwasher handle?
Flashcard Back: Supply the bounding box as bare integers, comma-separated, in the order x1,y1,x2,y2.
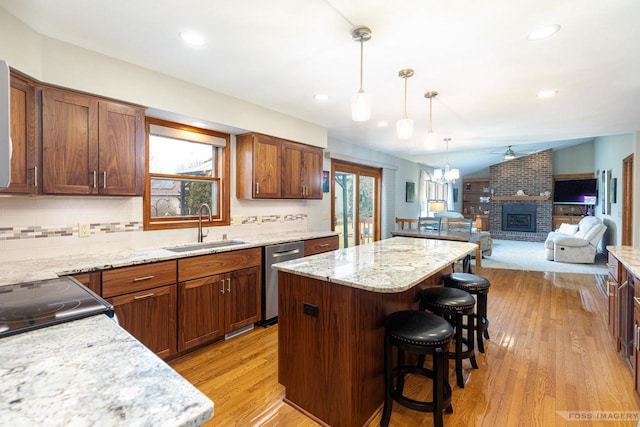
271,248,301,258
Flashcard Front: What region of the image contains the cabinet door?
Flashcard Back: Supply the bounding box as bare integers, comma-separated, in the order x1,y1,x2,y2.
108,285,177,359
634,304,640,398
98,101,145,195
282,142,304,198
252,135,281,198
301,147,323,199
178,274,226,352
226,266,261,333
1,73,36,194
70,271,102,296
42,87,99,194
609,279,618,338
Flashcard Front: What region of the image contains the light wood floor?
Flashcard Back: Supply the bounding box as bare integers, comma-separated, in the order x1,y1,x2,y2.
170,268,640,426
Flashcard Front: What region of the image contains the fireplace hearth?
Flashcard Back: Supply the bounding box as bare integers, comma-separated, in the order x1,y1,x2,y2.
502,205,537,232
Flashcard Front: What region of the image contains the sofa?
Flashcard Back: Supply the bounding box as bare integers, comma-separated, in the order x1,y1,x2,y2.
435,211,492,257
544,216,606,263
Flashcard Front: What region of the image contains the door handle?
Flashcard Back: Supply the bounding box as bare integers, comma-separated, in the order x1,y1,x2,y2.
134,293,155,300
133,275,154,282
103,171,107,189
227,278,231,293
220,279,225,294
256,182,260,194
273,249,301,258
92,171,97,188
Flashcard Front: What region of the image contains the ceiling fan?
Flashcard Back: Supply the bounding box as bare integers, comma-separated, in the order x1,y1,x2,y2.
490,145,537,160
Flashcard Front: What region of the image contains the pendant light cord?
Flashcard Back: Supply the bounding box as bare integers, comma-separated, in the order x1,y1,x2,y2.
402,77,408,118
358,38,364,93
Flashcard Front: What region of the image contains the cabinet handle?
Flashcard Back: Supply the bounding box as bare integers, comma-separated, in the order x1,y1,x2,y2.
91,171,97,188
634,297,640,306
33,166,37,187
606,264,616,268
319,244,329,248
220,279,225,294
103,171,107,189
134,293,155,300
227,278,231,293
256,182,260,194
133,275,154,282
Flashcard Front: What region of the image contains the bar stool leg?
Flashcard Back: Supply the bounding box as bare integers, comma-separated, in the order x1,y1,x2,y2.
477,292,489,353
434,347,445,427
381,335,393,427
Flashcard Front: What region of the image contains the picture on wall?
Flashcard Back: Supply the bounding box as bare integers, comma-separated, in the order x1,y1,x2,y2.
406,182,415,203
322,170,329,193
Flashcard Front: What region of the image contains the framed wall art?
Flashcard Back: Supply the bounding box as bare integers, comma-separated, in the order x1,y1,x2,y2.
406,181,415,203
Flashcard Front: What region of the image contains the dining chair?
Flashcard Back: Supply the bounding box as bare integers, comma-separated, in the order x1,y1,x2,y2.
446,218,473,234
418,216,441,231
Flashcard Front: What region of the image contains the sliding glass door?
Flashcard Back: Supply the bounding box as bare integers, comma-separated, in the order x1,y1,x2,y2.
331,160,381,249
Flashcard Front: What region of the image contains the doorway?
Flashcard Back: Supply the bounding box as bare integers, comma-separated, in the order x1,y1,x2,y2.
622,154,634,245
331,160,381,249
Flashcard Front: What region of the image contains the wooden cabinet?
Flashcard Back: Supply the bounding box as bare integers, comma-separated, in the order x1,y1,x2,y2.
608,253,621,349
0,71,37,194
103,261,178,359
462,178,491,225
236,132,323,199
177,248,262,350
634,301,640,399
41,86,145,196
236,133,282,199
304,235,339,256
552,205,585,231
282,141,323,199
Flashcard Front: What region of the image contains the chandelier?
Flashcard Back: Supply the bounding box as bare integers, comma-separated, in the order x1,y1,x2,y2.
433,138,459,183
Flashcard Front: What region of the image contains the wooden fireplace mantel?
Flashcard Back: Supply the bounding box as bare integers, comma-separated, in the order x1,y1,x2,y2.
492,195,550,201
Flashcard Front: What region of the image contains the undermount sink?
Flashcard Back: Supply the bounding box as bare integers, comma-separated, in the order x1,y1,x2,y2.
164,240,247,253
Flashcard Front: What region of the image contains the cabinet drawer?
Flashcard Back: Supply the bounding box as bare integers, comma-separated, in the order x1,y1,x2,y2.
178,247,261,282
305,236,339,256
102,260,177,298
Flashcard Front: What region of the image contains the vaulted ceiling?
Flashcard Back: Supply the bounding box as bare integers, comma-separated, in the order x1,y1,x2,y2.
2,0,639,174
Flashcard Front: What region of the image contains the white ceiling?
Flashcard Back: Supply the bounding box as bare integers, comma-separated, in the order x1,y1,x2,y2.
2,0,639,175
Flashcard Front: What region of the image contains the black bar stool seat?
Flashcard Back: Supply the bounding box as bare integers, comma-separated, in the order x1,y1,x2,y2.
381,310,454,427
419,286,478,388
442,272,491,353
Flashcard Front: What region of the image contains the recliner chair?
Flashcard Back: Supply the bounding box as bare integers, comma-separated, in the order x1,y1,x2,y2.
544,216,606,263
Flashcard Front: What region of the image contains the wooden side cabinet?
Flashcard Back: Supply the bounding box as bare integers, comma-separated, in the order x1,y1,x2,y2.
304,235,339,256
236,133,282,199
0,71,37,194
41,86,145,196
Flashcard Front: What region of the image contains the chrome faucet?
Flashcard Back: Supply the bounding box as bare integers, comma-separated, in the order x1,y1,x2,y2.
197,203,213,243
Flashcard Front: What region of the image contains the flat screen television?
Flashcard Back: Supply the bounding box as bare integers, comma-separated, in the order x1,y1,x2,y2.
553,178,597,204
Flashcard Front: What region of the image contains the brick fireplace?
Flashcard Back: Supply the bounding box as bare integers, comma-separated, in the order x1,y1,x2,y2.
489,149,553,242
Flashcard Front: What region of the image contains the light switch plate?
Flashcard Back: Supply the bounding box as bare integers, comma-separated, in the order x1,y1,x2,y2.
322,211,329,220
279,215,285,223
232,216,242,226
256,215,263,224
78,223,91,238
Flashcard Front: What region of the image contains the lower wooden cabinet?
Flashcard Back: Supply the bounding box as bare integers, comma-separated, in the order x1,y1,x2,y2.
304,235,339,256
107,285,177,359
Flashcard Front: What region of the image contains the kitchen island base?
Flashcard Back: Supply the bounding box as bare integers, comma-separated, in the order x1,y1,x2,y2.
278,268,449,427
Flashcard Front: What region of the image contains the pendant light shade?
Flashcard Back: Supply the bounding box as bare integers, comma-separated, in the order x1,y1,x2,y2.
350,26,372,122
433,138,459,183
423,91,438,149
396,69,414,140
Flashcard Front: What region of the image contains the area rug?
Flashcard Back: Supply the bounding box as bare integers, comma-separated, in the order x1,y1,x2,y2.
474,239,608,274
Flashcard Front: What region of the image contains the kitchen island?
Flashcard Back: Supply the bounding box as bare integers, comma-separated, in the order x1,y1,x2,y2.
273,237,477,427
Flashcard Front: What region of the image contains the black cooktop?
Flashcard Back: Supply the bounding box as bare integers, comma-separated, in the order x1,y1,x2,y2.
0,276,114,338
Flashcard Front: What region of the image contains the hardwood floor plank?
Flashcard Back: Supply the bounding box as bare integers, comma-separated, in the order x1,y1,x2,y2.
170,268,640,426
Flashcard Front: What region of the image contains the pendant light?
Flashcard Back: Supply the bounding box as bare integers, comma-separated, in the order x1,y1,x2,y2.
396,69,414,139
351,26,372,122
424,91,438,149
433,138,459,183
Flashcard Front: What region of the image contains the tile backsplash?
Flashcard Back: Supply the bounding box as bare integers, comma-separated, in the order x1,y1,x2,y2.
0,196,310,262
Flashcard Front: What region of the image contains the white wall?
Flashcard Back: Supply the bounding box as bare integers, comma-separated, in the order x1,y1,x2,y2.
553,140,595,174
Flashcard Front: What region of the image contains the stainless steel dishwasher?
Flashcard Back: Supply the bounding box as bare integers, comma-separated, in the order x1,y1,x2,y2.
262,241,305,326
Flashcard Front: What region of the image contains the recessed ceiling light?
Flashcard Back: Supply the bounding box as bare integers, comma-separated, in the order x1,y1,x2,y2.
377,121,388,127
537,89,558,98
527,24,561,41
179,31,206,46
314,94,329,101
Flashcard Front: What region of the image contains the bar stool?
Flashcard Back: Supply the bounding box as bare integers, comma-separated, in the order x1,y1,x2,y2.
442,272,491,353
381,310,454,427
419,286,478,388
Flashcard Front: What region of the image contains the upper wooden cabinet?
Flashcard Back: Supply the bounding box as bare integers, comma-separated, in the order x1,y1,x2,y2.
0,71,37,194
41,86,145,196
236,132,323,199
282,141,323,199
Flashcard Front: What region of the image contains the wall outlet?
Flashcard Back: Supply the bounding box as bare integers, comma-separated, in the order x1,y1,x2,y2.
256,215,263,224
232,216,242,226
279,215,285,223
322,211,329,220
78,223,91,238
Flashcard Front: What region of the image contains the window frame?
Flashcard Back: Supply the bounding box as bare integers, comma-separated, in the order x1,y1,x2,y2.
143,117,230,231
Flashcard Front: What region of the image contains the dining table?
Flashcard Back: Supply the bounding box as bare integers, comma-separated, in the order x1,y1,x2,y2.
390,228,482,269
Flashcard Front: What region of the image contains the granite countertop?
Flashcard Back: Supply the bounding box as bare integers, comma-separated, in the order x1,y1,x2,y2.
0,315,213,427
273,237,477,293
0,231,338,286
607,245,640,278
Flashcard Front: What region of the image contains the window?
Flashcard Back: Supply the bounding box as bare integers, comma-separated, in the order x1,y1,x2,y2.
144,118,230,230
